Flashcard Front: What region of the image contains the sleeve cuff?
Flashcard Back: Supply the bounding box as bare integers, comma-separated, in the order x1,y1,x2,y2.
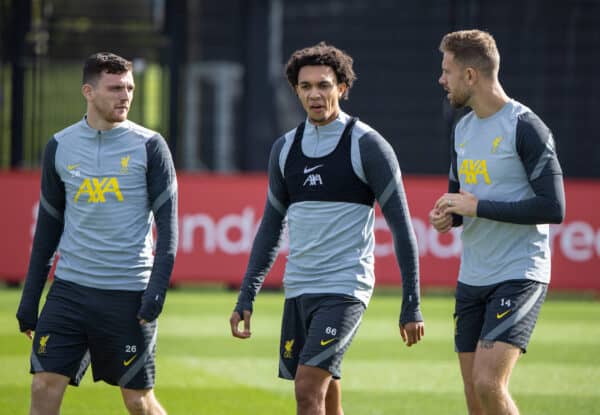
399,309,423,326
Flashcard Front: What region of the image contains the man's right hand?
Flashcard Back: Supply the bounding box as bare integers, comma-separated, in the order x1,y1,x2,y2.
428,207,453,233
229,309,252,339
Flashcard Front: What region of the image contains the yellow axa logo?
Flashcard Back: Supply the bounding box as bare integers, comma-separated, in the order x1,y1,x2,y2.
491,136,503,153
74,177,124,203
38,334,50,354
120,155,130,174
283,339,294,359
459,159,491,185
123,354,137,367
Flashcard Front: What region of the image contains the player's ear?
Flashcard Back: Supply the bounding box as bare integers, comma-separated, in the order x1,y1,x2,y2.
465,67,478,85
82,83,93,100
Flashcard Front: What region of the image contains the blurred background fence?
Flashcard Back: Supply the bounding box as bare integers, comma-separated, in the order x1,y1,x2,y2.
1,0,599,176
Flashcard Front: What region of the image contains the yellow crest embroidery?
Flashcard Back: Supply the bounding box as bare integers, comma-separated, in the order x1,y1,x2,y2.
491,136,503,153
38,335,50,354
284,339,294,359
120,155,131,173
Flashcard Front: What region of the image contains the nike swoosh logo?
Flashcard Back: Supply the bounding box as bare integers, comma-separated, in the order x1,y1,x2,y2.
320,338,337,346
67,164,80,171
496,310,511,319
304,164,324,174
123,355,137,366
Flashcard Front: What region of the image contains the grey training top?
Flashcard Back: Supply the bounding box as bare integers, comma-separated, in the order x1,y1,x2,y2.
449,100,565,286
237,111,422,324
17,117,178,328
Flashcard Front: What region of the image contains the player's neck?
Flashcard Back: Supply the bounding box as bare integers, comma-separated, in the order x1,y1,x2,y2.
471,83,510,119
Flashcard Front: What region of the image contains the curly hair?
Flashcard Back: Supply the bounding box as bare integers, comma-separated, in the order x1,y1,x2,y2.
82,52,132,85
285,41,356,99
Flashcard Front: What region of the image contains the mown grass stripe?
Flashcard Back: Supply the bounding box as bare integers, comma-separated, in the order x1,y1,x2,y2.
1,287,599,414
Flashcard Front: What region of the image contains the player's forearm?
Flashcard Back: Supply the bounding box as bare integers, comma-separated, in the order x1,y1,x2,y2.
237,202,285,310
381,200,423,324
371,165,422,323
144,197,178,306
477,174,565,224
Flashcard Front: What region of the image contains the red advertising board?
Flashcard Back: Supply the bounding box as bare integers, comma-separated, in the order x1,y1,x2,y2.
1,171,599,291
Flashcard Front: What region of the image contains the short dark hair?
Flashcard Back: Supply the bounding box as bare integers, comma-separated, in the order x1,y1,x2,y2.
439,30,500,78
285,41,356,99
82,52,132,85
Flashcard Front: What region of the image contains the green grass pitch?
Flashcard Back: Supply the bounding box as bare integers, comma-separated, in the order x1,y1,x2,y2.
1,286,599,414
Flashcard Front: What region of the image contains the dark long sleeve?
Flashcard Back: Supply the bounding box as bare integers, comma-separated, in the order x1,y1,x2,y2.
477,174,565,223
138,135,178,322
359,132,422,325
235,137,288,315
16,137,65,332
